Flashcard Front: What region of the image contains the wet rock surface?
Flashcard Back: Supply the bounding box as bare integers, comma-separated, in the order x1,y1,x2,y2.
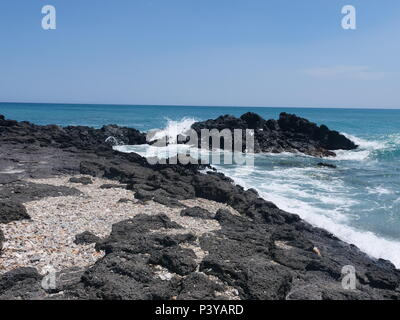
0,114,398,300
317,162,337,169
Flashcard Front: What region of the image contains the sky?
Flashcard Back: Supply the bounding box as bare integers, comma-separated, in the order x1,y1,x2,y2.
0,0,399,108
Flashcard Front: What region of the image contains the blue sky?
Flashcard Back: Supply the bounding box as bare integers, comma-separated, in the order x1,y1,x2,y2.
0,0,399,108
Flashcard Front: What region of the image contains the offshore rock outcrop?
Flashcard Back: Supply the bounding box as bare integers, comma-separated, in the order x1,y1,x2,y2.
0,114,398,300
191,112,357,157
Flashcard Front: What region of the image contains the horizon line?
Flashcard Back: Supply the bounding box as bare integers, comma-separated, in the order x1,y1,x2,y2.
0,101,399,111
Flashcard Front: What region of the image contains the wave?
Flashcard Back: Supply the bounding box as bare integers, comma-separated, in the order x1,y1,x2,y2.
146,117,197,143
329,133,400,161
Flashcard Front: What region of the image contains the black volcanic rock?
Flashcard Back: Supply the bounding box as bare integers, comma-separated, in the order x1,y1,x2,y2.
1,114,399,301
0,182,82,203
240,112,266,129
177,272,224,300
74,231,101,245
69,176,93,185
0,114,146,150
180,206,214,219
190,112,357,157
0,201,30,224
317,162,337,169
100,183,126,189
0,230,4,253
0,267,45,300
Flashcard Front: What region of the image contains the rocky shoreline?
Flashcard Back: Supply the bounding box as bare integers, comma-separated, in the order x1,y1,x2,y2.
0,113,399,300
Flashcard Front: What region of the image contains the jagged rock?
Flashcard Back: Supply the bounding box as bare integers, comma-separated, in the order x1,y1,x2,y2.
0,182,82,203
0,230,4,253
100,184,126,189
0,200,30,224
0,267,45,300
65,214,197,299
365,266,399,290
153,195,185,208
117,198,135,204
180,206,214,219
177,273,224,300
0,114,146,150
74,231,101,245
134,189,155,201
69,176,93,185
149,247,198,276
190,112,357,157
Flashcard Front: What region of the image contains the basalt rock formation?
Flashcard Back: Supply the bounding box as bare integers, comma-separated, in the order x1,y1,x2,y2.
0,114,398,301
0,114,146,150
190,112,357,157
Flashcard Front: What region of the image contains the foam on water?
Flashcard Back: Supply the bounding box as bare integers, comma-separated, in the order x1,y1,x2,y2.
333,133,400,161
216,163,400,268
147,117,197,143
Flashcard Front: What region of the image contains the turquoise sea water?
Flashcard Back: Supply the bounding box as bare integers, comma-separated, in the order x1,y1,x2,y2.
1,102,400,266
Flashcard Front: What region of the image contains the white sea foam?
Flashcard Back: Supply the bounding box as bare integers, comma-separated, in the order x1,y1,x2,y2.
333,133,400,161
148,117,197,143
115,143,194,159
217,164,400,268
367,186,394,195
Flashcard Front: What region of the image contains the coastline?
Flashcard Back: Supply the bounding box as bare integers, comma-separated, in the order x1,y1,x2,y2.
0,114,399,300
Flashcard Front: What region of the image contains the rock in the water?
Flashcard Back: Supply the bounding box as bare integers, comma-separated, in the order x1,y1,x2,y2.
317,162,337,169
190,112,357,157
74,231,101,245
180,206,214,219
0,200,30,224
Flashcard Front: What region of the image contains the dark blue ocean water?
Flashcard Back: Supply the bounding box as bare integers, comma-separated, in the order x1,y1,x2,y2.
1,102,399,266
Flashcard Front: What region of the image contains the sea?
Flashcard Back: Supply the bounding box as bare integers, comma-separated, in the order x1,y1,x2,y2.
1,102,399,267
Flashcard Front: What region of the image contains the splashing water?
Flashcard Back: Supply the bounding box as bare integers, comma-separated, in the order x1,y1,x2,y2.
147,117,197,143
